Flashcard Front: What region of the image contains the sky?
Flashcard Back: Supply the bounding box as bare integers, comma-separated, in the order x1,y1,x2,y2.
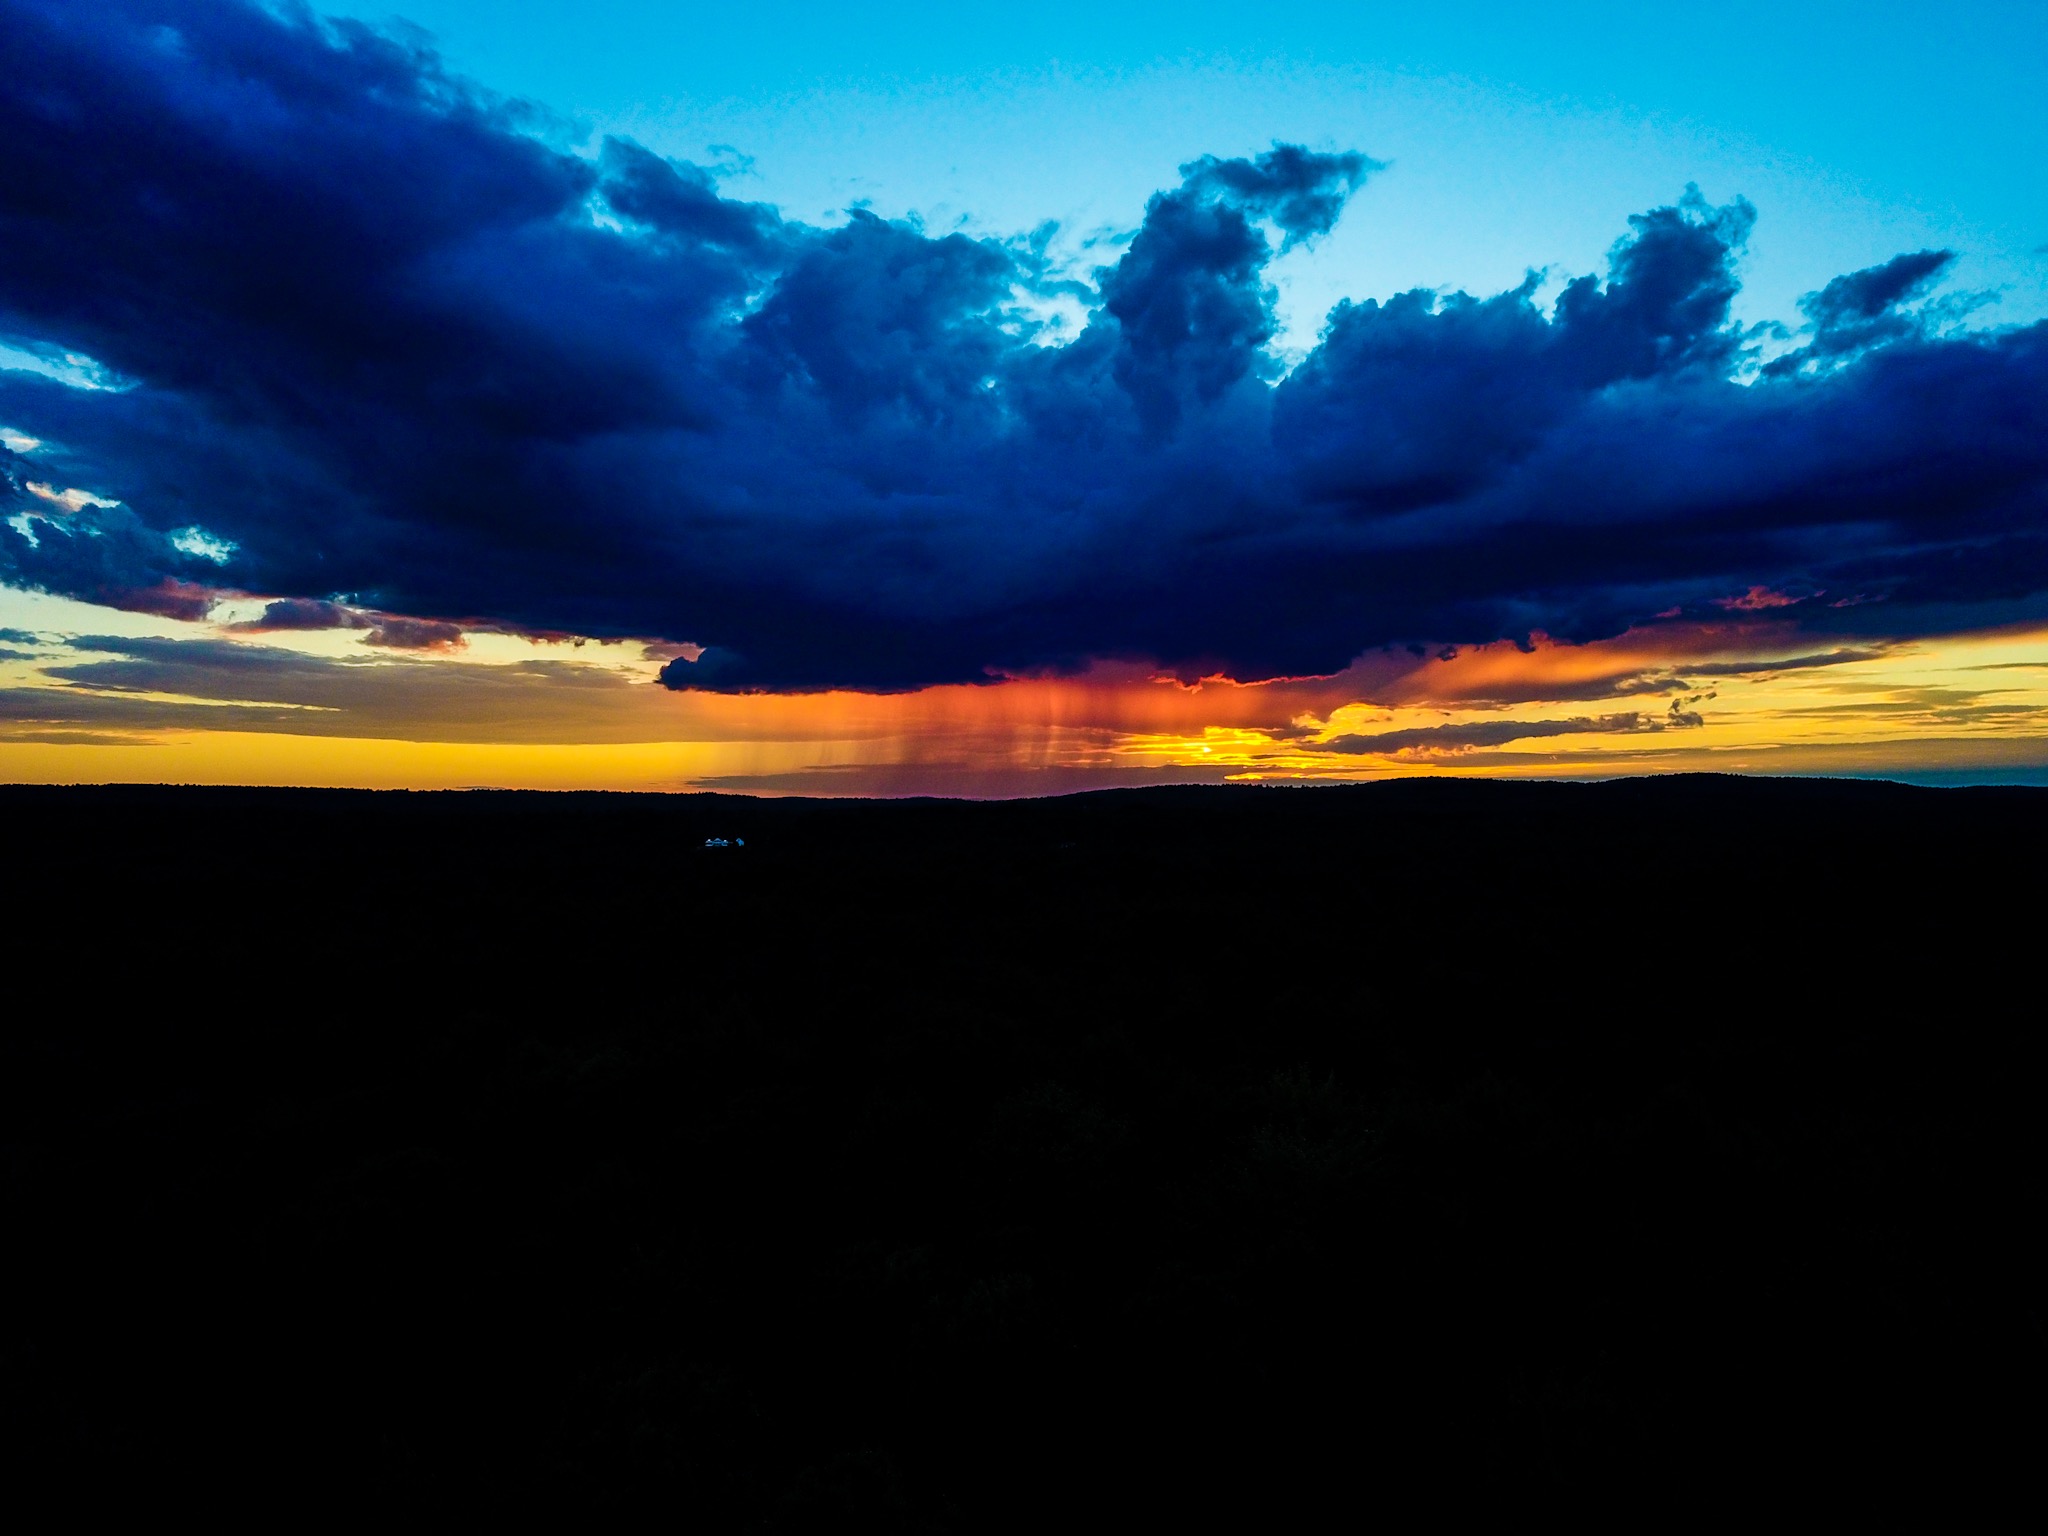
3,0,2046,793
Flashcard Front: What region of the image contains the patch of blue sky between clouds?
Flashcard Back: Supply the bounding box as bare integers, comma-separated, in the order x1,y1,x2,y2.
170,528,237,564
0,342,135,392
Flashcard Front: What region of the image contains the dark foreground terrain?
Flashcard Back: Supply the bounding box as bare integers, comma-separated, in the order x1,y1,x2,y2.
4,776,2042,1519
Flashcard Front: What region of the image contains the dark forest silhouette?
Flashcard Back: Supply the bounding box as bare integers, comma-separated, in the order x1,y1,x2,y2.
4,776,2041,1520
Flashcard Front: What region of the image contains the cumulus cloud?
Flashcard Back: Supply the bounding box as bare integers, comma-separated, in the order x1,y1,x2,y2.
1101,144,1380,434
0,0,2043,698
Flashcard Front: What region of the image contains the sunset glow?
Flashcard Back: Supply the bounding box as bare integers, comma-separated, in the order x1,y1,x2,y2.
7,575,2043,791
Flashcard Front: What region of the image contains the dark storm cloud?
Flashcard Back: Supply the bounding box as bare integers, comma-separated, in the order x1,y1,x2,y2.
1,1,2044,695
1769,249,1957,371
1101,144,1380,434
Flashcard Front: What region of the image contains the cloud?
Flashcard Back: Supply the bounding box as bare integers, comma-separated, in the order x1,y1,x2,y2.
233,598,368,632
0,0,2044,699
361,615,464,650
1679,648,1887,675
1102,144,1379,433
1768,249,1957,372
1315,706,1703,757
8,633,674,744
1713,586,1801,611
229,597,464,648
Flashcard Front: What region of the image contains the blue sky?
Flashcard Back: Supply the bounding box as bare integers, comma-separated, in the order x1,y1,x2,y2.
318,0,2048,346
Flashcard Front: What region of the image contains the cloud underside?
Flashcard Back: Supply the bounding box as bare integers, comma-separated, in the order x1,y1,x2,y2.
0,0,2044,700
